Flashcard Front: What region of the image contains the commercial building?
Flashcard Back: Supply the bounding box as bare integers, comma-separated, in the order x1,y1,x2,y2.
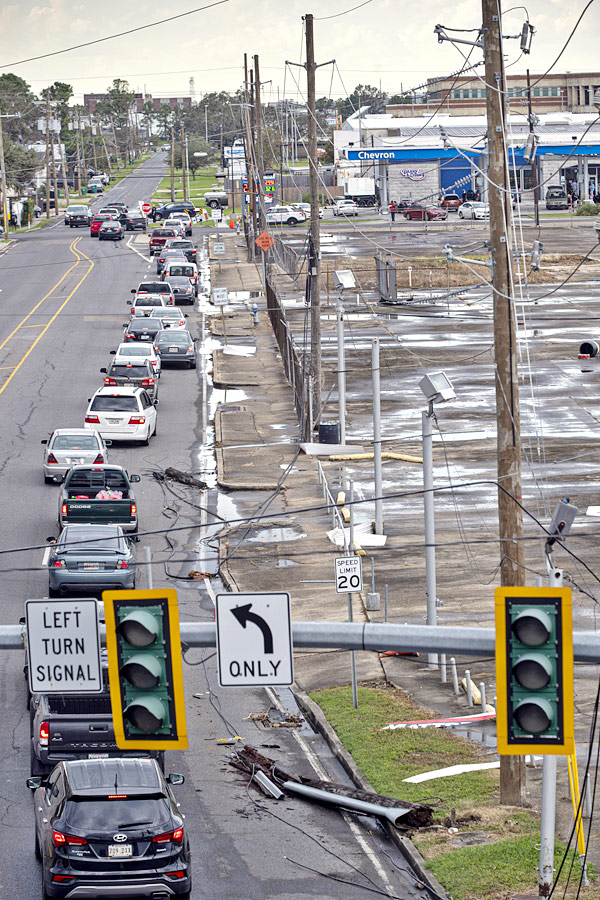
387,72,600,118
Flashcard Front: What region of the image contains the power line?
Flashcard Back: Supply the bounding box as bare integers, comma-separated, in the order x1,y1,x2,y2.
315,0,375,20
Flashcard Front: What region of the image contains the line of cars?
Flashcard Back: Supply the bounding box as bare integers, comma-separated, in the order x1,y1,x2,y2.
27,201,197,899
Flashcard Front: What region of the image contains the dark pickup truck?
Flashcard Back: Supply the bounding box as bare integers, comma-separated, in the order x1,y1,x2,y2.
30,685,163,775
148,226,178,256
55,464,140,533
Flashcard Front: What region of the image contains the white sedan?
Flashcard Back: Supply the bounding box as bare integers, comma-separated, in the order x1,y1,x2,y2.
111,342,161,375
41,429,109,483
458,201,490,220
332,200,359,217
85,386,157,445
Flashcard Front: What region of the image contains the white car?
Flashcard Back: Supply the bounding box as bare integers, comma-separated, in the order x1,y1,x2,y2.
333,200,359,217
111,342,161,376
131,282,175,307
127,295,168,317
291,202,324,220
85,386,157,445
265,205,306,226
169,212,193,236
41,428,109,483
150,307,188,329
164,217,186,237
458,201,490,220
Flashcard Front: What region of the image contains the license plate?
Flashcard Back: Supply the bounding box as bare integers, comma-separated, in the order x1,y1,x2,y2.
67,458,84,465
108,844,132,858
88,753,109,759
168,348,179,353
83,562,99,570
107,419,120,425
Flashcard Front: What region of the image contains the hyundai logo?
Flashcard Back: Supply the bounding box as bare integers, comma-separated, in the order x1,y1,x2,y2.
113,833,128,842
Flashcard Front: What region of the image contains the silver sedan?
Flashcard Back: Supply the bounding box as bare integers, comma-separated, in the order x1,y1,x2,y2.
46,524,135,597
41,429,110,484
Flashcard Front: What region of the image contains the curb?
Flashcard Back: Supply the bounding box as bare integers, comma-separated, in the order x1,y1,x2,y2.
292,685,451,900
0,240,16,257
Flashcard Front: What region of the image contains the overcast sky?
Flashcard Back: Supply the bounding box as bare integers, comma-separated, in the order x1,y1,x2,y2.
0,0,598,104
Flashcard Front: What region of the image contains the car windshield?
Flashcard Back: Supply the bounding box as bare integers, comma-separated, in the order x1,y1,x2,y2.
91,396,139,412
60,527,125,553
69,207,87,214
157,331,190,344
118,347,151,358
65,797,169,831
110,365,149,378
52,434,99,451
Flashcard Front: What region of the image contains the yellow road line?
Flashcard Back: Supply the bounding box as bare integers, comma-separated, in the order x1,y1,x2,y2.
0,239,86,354
0,239,94,396
0,366,15,370
22,323,48,328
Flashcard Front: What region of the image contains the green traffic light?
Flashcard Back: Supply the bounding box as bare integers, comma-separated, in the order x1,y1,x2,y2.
117,610,159,647
124,696,167,733
513,653,552,690
511,608,552,646
513,697,553,734
121,654,162,690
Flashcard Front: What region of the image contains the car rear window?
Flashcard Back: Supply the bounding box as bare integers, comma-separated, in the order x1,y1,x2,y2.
118,347,151,357
167,266,194,277
135,297,164,306
91,396,139,412
547,189,566,197
92,215,111,222
52,435,99,451
65,797,169,831
67,469,129,491
157,331,190,343
110,365,149,378
153,229,177,237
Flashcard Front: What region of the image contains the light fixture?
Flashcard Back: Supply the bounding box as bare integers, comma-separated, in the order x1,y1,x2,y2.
418,372,456,404
334,270,356,290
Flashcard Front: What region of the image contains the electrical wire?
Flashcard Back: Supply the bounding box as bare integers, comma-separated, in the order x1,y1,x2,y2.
315,0,375,19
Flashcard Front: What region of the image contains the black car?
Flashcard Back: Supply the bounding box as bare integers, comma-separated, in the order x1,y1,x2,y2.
124,318,164,342
164,238,197,264
27,758,191,900
100,360,159,402
99,220,123,241
124,212,147,232
155,201,197,221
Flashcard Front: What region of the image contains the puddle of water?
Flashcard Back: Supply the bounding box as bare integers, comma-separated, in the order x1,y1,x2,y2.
247,525,306,543
276,559,299,567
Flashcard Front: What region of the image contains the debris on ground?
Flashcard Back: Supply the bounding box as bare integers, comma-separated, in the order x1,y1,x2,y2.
183,570,212,580
154,467,209,489
244,709,303,728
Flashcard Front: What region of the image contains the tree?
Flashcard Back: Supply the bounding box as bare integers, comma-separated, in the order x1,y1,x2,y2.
3,140,40,190
172,136,212,177
0,73,37,141
45,81,74,132
337,84,389,120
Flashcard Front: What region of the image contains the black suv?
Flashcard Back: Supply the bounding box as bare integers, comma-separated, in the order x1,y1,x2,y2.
156,202,197,221
28,758,190,899
100,360,159,402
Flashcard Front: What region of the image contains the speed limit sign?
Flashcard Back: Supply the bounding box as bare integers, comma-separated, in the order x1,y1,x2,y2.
335,556,363,594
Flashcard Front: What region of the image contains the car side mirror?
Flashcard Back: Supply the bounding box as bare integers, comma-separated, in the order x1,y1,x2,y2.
131,289,136,294
46,536,57,543
41,439,48,445
184,314,189,318
153,398,159,406
130,474,141,483
127,300,132,306
104,440,112,446
100,367,107,374
110,350,116,355
27,776,46,790
167,774,184,785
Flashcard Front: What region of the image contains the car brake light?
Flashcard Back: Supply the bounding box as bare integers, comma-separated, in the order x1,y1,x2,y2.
128,416,145,425
54,559,66,568
104,377,116,385
153,827,184,844
85,415,100,423
116,560,128,569
46,453,58,464
61,503,68,515
130,503,137,515
187,346,193,352
108,794,127,799
93,454,104,463
52,875,75,882
167,871,186,879
40,722,49,746
141,378,154,386
52,831,87,847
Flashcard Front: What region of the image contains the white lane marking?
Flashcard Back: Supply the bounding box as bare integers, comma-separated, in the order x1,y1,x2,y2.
204,576,215,607
264,686,397,896
126,235,150,262
41,547,51,566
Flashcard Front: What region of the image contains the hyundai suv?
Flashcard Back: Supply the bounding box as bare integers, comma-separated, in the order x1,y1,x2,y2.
27,758,191,899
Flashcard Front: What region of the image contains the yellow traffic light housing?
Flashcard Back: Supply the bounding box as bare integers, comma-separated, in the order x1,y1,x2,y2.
495,587,574,756
103,589,188,751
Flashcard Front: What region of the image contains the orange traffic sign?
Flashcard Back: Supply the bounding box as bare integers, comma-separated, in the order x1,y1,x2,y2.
255,230,275,251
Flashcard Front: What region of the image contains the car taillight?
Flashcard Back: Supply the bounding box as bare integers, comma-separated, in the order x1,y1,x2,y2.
130,308,136,315
187,346,193,352
52,875,75,882
53,831,87,847
85,415,100,423
46,453,58,464
61,503,68,515
130,503,137,516
93,454,104,463
116,560,128,569
54,559,66,568
104,377,116,385
167,871,186,879
128,416,145,425
153,827,183,844
40,722,49,746
141,378,154,386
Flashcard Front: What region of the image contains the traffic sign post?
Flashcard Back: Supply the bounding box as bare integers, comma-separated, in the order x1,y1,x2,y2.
335,556,363,594
212,241,226,256
141,202,151,215
212,287,228,306
26,598,102,694
215,592,294,687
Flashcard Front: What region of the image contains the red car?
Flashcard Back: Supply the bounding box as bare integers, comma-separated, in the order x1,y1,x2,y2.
90,213,115,236
403,204,448,221
149,227,178,256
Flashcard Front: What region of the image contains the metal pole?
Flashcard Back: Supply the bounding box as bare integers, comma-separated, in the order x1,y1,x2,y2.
539,756,557,899
205,105,208,142
451,658,460,695
372,337,383,535
384,583,388,622
143,546,153,590
305,13,322,432
45,91,51,220
336,292,346,445
422,402,438,667
348,484,358,708
184,134,190,202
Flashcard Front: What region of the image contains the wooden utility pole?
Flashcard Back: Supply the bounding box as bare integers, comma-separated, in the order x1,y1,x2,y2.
254,54,267,284
59,137,70,206
45,91,51,219
91,121,98,173
482,0,525,806
170,126,175,201
50,132,60,218
249,68,257,257
181,125,187,200
526,70,540,227
305,12,321,432
243,54,257,262
96,117,112,174
0,117,9,235
75,114,82,195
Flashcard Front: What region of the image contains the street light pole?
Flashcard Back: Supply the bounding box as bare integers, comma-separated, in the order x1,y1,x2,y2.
204,105,208,142
422,401,438,669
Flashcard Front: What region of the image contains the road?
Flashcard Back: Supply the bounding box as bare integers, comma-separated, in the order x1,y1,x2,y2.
0,156,425,900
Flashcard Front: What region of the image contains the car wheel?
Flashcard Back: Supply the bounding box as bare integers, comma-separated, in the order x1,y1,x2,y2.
458,211,464,219
48,586,60,598
34,825,41,862
287,217,298,226
44,475,54,485
142,430,150,447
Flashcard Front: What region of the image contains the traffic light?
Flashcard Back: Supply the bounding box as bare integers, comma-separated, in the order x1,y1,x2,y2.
495,587,574,755
103,589,188,751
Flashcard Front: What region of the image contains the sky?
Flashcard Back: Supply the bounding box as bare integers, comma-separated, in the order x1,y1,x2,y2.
0,0,598,105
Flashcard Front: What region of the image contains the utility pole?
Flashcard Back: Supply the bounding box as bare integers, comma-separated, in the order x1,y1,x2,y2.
59,136,70,207
306,12,322,432
482,0,525,806
526,69,540,227
244,54,257,262
181,125,187,200
184,133,190,201
75,114,82,195
170,126,175,201
254,54,267,286
91,121,98,173
45,91,51,219
96,117,112,174
0,117,9,235
50,132,60,218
